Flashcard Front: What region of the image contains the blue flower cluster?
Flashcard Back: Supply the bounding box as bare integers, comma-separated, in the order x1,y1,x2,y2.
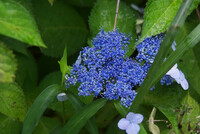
65,30,174,107
65,30,146,107
136,34,174,86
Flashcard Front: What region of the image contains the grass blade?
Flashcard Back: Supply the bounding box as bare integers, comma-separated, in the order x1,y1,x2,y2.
67,92,99,134
61,98,107,134
22,84,60,134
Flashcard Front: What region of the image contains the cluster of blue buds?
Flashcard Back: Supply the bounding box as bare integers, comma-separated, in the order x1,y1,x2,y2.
65,30,175,107
65,30,146,107
136,34,174,86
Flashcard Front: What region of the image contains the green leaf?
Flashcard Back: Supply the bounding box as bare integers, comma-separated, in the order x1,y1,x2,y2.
32,0,88,57
58,48,72,84
156,105,179,133
139,0,199,43
114,101,128,117
0,42,17,82
180,92,200,132
139,124,147,134
67,92,99,134
178,48,200,95
22,84,60,134
89,0,137,55
0,82,27,121
33,117,62,134
0,113,22,134
61,98,107,134
0,0,46,47
149,107,160,134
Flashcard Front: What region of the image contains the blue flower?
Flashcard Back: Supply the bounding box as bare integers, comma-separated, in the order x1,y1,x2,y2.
136,34,174,86
65,30,145,108
118,112,144,134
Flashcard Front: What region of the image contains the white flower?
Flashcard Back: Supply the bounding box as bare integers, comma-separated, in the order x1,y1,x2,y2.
118,112,144,134
57,93,68,101
166,64,189,90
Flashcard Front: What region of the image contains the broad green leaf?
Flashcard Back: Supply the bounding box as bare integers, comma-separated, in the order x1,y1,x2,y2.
33,117,62,134
114,101,128,117
139,0,199,43
67,92,99,134
61,98,107,134
149,107,160,134
32,0,88,57
0,0,46,47
0,113,22,134
58,48,72,84
180,92,200,132
89,0,137,55
156,105,179,133
0,42,17,82
0,82,27,121
22,84,60,134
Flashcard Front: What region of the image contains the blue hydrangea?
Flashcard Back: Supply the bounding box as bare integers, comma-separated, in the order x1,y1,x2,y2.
136,34,174,86
65,30,146,108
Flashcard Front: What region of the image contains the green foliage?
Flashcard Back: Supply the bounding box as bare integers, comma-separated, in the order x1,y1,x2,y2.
0,0,200,133
0,82,27,121
67,92,99,134
58,48,72,84
32,0,88,57
61,98,107,134
33,117,62,134
180,92,200,133
0,113,22,134
22,84,60,134
89,0,137,55
0,42,17,82
0,0,46,47
139,0,200,43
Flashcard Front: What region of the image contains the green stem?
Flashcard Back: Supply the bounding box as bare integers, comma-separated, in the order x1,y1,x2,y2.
130,0,194,112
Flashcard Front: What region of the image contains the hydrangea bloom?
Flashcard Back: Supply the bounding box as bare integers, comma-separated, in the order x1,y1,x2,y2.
118,112,144,134
136,34,174,86
65,30,146,107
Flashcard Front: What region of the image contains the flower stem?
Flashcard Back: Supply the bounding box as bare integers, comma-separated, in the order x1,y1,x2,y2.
114,0,120,30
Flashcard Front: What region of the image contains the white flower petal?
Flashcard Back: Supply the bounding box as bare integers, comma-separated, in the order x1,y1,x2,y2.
127,113,143,124
118,118,130,130
166,64,178,76
126,123,140,134
57,93,68,102
180,78,189,90
172,41,177,51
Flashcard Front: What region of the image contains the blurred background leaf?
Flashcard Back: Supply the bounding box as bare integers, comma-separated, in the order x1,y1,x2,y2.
31,0,88,57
